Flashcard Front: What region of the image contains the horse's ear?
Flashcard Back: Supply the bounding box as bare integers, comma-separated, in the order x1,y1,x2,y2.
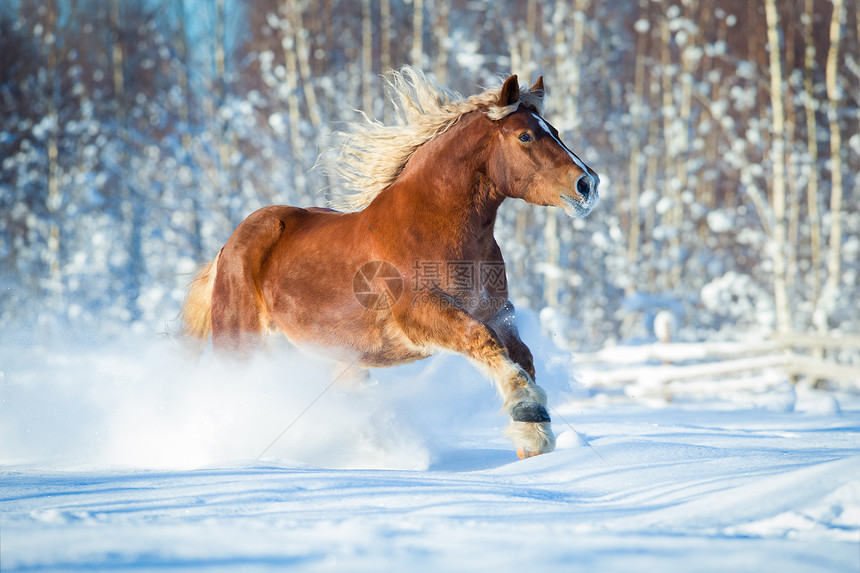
499,75,520,107
529,76,545,97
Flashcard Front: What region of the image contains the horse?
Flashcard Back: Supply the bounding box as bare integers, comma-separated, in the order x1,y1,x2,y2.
180,67,599,459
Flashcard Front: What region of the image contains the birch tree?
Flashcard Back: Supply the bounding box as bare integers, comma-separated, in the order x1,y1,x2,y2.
380,0,391,75
814,0,846,334
44,0,61,301
214,0,231,190
626,5,649,264
432,0,449,85
801,0,823,309
290,2,322,130
764,0,792,333
361,0,373,115
412,0,424,67
279,0,305,196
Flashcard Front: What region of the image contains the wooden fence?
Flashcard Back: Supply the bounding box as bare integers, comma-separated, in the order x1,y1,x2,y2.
571,333,860,394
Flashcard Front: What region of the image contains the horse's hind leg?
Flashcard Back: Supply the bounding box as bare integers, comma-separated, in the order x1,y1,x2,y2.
211,211,285,355
402,292,555,458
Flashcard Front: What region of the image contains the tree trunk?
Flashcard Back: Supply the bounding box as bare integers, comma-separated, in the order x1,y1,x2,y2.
175,0,204,259
380,0,392,122
659,13,681,288
784,2,800,290
627,3,648,263
381,0,391,74
801,0,821,352
412,0,424,67
568,0,587,130
432,0,449,85
291,3,322,130
281,0,305,198
45,0,61,302
545,0,567,307
522,0,538,78
214,0,242,219
814,0,846,334
764,0,792,334
214,0,230,179
361,0,373,114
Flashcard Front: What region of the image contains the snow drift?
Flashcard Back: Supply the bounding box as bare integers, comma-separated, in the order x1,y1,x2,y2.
1,317,858,572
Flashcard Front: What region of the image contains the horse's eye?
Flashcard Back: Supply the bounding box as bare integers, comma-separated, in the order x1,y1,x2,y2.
518,133,533,143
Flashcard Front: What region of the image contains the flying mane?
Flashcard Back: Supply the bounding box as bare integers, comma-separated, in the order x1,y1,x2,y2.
331,66,546,211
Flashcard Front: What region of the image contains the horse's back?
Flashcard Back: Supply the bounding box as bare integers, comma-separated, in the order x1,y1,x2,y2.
223,205,345,250
211,203,436,365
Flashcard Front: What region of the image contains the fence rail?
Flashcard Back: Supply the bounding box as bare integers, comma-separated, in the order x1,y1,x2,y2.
573,333,860,392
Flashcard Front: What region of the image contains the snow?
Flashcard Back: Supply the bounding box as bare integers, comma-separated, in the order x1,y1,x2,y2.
4,3,858,568
706,209,734,233
2,319,859,572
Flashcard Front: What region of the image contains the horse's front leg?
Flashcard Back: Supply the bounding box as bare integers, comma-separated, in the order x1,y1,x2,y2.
401,292,555,458
486,301,535,380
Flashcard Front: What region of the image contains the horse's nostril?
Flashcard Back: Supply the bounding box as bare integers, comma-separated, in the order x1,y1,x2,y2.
576,175,592,200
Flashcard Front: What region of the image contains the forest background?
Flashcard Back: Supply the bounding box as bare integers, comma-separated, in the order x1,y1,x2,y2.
1,0,858,352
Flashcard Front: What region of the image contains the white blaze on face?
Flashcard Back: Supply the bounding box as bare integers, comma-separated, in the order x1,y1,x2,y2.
531,113,590,175
531,112,598,218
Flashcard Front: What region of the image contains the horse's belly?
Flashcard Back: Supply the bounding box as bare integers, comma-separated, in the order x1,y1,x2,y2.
268,294,431,368
280,318,432,367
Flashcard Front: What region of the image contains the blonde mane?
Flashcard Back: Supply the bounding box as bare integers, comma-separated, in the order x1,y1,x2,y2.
330,66,545,211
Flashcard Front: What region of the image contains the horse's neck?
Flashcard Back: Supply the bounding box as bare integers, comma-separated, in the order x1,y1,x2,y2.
369,114,504,253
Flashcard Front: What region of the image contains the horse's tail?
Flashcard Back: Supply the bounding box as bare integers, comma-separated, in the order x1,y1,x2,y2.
180,251,220,347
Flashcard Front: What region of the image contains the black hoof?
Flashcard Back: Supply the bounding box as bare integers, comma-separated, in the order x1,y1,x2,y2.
511,402,551,423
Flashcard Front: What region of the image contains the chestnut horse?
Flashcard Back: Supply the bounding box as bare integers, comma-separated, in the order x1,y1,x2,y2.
181,68,599,459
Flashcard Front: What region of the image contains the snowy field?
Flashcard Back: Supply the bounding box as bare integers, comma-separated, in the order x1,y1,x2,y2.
2,317,859,572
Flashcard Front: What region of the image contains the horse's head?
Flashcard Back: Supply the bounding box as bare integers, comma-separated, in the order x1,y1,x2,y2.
489,75,599,218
